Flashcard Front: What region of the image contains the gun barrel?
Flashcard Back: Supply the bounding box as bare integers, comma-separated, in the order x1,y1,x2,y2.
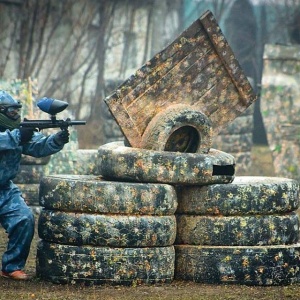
20,119,87,130
69,121,86,125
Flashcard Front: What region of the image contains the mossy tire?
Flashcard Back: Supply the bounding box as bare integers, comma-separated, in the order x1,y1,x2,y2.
140,104,213,153
97,141,235,185
38,210,176,247
175,244,300,286
39,175,177,215
175,213,299,246
36,240,175,285
176,176,300,215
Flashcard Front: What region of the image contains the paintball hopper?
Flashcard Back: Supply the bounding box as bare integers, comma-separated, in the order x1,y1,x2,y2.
20,97,86,131
37,98,68,115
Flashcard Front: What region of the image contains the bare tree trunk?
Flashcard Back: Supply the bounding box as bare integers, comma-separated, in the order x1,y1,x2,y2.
89,1,116,122
0,0,184,148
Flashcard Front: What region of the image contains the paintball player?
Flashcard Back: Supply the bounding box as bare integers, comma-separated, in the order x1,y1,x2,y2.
0,90,69,280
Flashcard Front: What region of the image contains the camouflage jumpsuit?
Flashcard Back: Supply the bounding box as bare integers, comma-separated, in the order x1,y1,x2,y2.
0,128,63,273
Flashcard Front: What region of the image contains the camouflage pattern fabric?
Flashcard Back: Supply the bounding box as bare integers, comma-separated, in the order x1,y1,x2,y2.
260,44,300,180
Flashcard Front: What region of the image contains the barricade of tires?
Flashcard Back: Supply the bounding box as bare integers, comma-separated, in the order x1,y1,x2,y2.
36,174,178,285
36,141,235,285
175,176,300,285
36,140,300,286
96,142,300,286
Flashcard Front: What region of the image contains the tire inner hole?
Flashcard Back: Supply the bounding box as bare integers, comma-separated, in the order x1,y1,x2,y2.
165,126,199,153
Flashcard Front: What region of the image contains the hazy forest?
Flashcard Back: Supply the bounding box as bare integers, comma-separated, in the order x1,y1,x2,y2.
0,0,299,147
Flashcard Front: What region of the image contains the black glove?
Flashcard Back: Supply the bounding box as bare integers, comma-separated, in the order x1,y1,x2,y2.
19,127,35,145
53,129,69,146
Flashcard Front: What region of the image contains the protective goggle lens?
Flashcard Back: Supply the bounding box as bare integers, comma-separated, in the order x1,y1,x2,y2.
0,105,21,120
7,106,20,113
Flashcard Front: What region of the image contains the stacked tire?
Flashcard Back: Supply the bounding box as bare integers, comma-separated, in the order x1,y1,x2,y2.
36,174,178,285
94,141,234,287
36,141,235,285
97,142,235,186
175,176,300,285
36,140,300,286
97,142,300,286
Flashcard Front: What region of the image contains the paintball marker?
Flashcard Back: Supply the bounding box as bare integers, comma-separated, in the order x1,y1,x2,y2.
20,98,86,131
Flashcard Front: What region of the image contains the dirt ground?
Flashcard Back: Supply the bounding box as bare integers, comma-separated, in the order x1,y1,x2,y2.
2,145,300,300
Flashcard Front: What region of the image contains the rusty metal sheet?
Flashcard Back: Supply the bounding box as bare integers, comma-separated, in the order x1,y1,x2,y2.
104,10,257,148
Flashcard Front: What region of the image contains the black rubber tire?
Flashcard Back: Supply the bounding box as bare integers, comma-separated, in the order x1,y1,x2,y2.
39,175,177,215
36,240,175,285
140,104,213,154
38,209,176,247
176,176,300,215
97,141,235,185
175,244,300,285
175,213,299,246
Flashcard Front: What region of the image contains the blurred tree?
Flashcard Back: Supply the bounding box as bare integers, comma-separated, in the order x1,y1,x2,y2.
225,0,257,80
288,7,300,44
0,0,182,147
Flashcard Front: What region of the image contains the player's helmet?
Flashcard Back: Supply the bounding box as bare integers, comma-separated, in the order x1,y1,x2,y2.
0,90,22,130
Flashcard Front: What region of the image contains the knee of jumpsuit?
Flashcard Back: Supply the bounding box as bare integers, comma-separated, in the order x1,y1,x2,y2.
0,186,35,273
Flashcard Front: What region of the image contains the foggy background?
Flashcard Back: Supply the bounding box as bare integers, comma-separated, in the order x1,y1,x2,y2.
0,0,299,147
